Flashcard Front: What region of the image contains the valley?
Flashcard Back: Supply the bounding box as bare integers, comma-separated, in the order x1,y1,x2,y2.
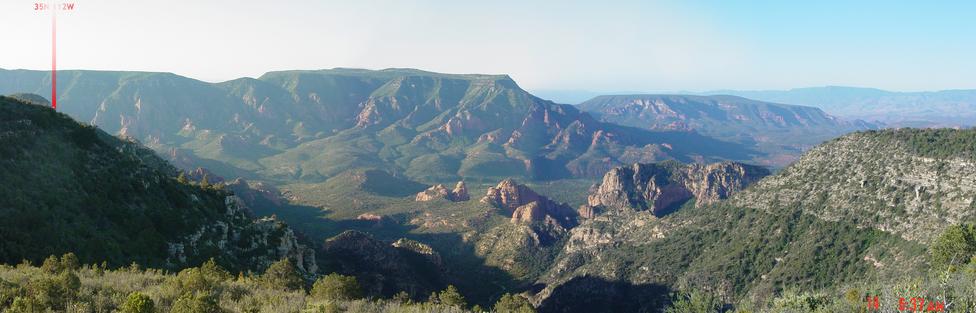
2,69,976,312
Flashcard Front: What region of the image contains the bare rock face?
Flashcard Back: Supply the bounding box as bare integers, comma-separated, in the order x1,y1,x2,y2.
451,181,470,201
585,160,769,216
415,184,451,201
576,205,601,219
480,179,543,211
414,181,470,202
511,202,547,224
186,167,224,184
482,179,578,229
356,213,388,227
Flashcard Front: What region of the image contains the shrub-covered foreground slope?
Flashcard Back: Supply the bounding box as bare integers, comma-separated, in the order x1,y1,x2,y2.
0,254,516,313
0,96,315,273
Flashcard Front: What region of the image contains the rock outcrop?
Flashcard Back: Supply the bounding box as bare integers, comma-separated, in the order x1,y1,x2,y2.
482,179,578,229
225,178,284,207
166,195,318,274
584,160,769,216
481,179,543,211
450,181,470,201
415,181,470,202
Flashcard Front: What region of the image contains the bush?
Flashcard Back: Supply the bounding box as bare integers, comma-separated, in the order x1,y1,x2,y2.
261,258,304,291
171,268,220,294
310,273,363,301
170,291,222,313
5,296,43,313
40,255,62,274
0,279,24,308
200,258,233,282
26,271,81,310
769,291,831,312
493,293,535,313
60,253,80,272
392,291,411,304
120,292,155,313
304,301,341,313
665,290,721,313
930,224,976,269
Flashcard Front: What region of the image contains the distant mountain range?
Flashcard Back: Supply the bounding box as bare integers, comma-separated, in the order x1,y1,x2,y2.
577,94,878,166
0,68,756,182
534,86,976,128
702,86,976,127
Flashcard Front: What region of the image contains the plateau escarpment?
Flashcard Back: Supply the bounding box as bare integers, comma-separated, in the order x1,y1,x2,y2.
0,69,756,183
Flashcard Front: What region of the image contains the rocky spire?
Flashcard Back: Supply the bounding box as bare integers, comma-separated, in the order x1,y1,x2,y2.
451,181,470,201
481,178,578,229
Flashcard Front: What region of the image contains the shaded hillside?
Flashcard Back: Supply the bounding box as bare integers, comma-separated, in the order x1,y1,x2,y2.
578,94,877,167
0,68,757,182
0,96,316,272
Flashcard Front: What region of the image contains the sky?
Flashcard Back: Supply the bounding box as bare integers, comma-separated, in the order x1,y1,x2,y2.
0,0,974,92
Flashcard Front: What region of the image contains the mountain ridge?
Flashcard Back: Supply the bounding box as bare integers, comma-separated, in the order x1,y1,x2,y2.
0,68,758,183
700,86,976,127
577,94,877,167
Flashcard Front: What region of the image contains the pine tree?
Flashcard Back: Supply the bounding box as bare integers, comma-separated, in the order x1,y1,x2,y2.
438,285,466,308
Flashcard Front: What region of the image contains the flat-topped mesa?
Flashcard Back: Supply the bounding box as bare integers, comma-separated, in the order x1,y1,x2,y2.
583,160,769,217
481,178,578,228
415,181,470,202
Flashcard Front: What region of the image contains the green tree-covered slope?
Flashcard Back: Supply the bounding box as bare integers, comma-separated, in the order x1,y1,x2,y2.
0,68,756,183
0,96,316,273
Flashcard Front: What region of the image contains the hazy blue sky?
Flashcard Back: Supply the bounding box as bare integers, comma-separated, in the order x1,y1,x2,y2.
1,0,973,92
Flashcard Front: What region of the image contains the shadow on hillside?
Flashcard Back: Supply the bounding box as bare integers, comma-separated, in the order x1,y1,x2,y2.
655,197,693,217
537,276,671,313
253,203,523,307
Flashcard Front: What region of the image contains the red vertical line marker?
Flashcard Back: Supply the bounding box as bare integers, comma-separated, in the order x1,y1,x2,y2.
51,1,57,109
